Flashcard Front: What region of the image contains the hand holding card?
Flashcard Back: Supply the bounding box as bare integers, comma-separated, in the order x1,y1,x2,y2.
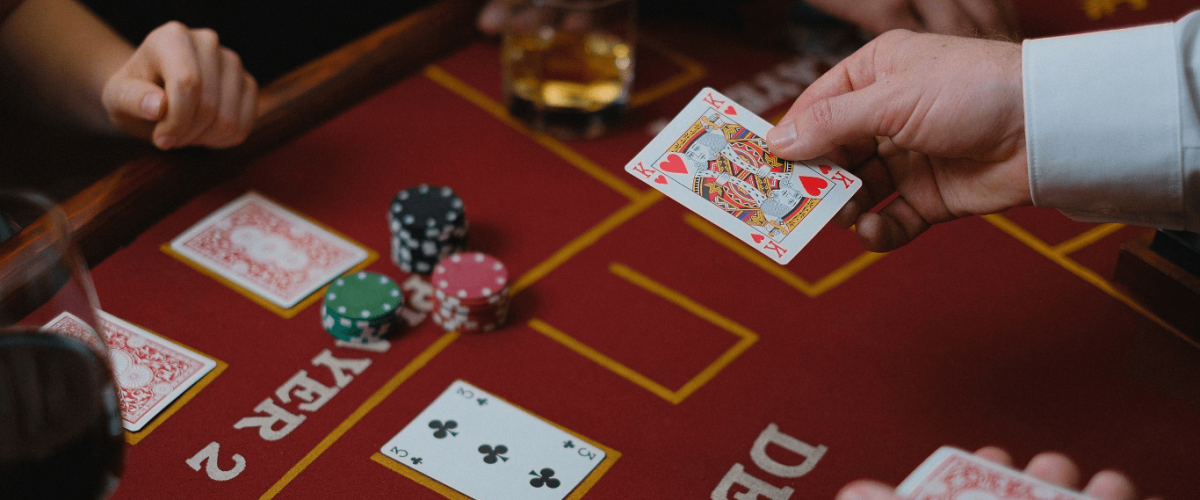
764,32,1032,253
881,446,1146,500
626,88,860,265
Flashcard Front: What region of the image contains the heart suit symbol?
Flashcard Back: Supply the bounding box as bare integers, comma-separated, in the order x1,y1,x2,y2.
799,176,828,197
659,153,689,175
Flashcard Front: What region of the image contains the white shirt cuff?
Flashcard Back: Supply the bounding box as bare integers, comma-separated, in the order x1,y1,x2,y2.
1024,20,1186,229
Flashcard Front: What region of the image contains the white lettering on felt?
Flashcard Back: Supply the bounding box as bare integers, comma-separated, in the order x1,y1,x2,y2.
711,463,794,500
311,349,370,388
750,423,827,478
186,441,247,481
275,370,339,412
233,398,307,441
197,332,386,481
710,422,827,499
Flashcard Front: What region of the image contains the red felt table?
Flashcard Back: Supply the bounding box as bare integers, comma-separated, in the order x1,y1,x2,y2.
46,2,1200,499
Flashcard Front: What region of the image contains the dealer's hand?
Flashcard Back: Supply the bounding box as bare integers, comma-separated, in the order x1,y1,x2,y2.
765,30,1030,252
479,0,1019,39
837,446,1153,500
477,0,505,35
102,21,257,150
806,0,1020,39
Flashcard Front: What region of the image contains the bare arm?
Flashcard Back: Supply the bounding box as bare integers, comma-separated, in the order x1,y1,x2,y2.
0,0,132,133
0,0,257,149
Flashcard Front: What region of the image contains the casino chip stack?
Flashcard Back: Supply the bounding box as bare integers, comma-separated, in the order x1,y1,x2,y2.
389,184,468,275
430,252,510,333
321,272,402,343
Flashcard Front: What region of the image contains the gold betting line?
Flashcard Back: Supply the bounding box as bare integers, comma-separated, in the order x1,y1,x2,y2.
422,65,644,201
607,262,759,403
1051,222,1127,255
511,191,661,295
626,36,708,109
982,214,1194,348
682,213,886,298
529,262,759,405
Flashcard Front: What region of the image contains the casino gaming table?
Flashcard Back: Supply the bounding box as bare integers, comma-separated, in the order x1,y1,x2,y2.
4,0,1200,498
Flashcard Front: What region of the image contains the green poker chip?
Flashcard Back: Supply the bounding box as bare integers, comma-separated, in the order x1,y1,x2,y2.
322,271,403,324
320,305,365,338
321,304,395,342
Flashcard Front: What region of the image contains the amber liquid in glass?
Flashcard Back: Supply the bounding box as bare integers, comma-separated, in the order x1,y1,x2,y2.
505,30,633,138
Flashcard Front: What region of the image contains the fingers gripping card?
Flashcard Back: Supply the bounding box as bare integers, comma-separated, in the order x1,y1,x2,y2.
896,447,1092,500
626,88,860,265
381,380,608,500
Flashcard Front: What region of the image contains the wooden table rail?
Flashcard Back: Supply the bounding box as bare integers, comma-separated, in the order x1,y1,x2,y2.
0,0,484,281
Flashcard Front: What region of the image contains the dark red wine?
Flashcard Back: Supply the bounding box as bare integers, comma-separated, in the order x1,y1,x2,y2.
0,329,124,499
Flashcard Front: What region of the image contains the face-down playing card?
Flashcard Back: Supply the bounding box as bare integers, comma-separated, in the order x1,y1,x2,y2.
42,311,217,432
167,191,371,311
626,87,860,265
380,380,608,500
896,447,1093,500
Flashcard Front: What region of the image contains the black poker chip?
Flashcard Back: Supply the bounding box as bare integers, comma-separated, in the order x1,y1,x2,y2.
388,184,468,275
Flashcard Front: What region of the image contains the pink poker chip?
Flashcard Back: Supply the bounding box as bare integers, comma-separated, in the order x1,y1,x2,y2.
433,252,509,301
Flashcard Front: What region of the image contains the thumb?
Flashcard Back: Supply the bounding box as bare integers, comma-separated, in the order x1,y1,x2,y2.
837,480,903,500
103,77,167,122
766,82,896,161
765,29,920,160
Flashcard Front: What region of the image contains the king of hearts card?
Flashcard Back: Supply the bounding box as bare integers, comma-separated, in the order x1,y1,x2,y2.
626,88,859,264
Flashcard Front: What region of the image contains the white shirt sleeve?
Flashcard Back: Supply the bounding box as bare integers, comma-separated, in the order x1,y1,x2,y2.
1023,11,1200,232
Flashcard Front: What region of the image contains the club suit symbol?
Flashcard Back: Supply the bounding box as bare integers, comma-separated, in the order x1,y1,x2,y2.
428,420,458,438
529,468,561,488
479,444,509,464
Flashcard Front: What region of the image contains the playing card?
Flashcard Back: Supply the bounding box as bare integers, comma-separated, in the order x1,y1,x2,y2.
168,192,370,309
42,311,217,432
380,380,607,500
625,87,860,265
896,447,1091,500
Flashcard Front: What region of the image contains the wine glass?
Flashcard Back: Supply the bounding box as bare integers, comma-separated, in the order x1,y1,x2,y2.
0,190,124,499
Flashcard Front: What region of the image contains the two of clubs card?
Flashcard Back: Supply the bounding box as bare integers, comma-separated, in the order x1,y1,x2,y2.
898,447,1099,500
380,380,608,500
626,88,861,265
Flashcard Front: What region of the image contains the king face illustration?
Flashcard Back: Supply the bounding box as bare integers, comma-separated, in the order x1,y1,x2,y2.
672,113,820,239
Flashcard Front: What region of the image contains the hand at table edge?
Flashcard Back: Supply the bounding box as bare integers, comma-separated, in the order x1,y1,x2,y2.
103,21,259,150
838,446,1155,500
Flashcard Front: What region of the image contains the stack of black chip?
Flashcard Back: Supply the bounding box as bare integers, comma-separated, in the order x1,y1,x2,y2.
388,185,468,275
